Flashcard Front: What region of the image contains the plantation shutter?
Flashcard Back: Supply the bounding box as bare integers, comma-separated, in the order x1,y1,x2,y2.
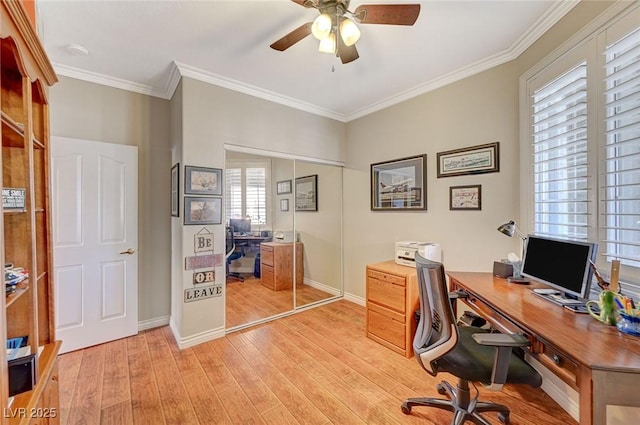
246,167,266,224
531,62,590,240
602,27,640,268
225,168,242,220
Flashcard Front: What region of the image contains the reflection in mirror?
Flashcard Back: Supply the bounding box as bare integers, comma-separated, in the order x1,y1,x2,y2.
224,150,294,329
294,161,343,308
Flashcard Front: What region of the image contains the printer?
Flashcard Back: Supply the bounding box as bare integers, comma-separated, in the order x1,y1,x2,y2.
273,230,299,243
395,241,442,267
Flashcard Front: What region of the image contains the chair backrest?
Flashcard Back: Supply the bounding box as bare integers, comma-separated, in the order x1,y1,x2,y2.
413,254,459,375
225,226,235,258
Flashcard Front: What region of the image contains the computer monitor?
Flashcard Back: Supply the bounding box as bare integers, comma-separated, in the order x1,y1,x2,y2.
229,218,251,234
521,235,598,300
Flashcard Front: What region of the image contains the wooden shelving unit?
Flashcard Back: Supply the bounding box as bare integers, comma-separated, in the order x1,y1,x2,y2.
1,1,59,424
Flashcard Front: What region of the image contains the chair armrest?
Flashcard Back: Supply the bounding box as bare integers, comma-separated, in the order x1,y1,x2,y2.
471,333,529,347
472,333,530,390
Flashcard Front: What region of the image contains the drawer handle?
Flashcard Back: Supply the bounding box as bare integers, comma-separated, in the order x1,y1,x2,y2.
552,354,561,365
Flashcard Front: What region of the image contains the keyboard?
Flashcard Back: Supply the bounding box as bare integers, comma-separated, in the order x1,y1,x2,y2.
564,303,599,314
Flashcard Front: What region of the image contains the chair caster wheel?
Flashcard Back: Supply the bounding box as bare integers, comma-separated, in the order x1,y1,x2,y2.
401,403,411,415
436,383,447,395
498,412,510,424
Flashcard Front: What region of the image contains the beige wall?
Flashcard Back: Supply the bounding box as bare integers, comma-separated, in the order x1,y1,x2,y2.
175,77,346,340
50,76,172,324
343,62,520,300
341,0,618,301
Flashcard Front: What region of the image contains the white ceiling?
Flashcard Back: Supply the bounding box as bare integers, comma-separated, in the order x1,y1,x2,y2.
37,0,579,122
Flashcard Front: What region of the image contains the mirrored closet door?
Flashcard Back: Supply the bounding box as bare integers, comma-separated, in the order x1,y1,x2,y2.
224,148,343,331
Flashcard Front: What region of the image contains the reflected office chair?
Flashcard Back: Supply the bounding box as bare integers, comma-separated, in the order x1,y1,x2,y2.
225,226,245,282
401,255,542,425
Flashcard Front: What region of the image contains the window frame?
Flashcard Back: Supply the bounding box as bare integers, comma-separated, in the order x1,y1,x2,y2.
520,3,640,299
225,158,271,228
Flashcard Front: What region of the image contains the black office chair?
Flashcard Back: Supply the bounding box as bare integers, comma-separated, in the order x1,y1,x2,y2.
401,254,542,425
225,226,245,282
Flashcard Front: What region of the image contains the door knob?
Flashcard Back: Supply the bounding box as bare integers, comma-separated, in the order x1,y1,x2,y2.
119,248,135,255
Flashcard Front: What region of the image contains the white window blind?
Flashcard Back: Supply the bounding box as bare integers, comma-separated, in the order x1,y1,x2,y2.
531,62,590,240
602,27,640,268
246,168,266,225
225,168,242,220
224,163,268,226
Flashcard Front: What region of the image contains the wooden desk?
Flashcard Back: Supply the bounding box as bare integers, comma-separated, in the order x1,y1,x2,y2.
260,242,303,291
448,272,640,425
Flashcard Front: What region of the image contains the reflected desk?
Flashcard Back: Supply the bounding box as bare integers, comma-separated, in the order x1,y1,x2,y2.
448,272,640,425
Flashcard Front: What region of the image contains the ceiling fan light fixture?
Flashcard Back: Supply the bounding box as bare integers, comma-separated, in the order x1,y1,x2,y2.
318,32,336,54
311,13,332,40
339,18,360,46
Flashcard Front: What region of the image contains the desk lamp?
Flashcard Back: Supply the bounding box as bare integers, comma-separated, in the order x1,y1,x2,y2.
497,220,530,283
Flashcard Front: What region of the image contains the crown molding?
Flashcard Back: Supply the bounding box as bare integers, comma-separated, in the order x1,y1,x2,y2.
53,62,174,99
345,0,580,121
51,0,579,122
172,62,346,122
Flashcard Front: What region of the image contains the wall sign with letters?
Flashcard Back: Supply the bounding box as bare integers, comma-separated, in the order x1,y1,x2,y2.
184,227,223,301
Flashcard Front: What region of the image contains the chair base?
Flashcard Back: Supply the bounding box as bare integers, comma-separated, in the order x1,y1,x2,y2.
226,272,245,282
401,379,510,425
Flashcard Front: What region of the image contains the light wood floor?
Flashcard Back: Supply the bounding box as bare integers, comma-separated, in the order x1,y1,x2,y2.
58,300,577,425
226,275,335,328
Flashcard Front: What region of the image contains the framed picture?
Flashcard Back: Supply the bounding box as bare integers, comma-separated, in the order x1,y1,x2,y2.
185,165,222,195
371,154,427,211
436,142,499,178
450,185,482,210
171,163,179,217
295,174,318,211
276,179,292,195
280,198,289,212
184,197,222,225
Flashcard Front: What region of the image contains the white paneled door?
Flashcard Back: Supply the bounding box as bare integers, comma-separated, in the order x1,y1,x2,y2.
51,137,138,353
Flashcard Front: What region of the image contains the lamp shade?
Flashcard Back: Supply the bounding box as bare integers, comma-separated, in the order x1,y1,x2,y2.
311,13,332,40
340,18,361,46
318,32,336,54
497,220,516,237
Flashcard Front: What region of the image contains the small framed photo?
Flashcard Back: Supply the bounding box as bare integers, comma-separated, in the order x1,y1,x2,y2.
295,175,318,211
184,197,222,225
185,165,222,196
280,198,289,212
437,142,499,178
171,163,179,217
277,179,292,195
371,154,427,211
449,185,482,210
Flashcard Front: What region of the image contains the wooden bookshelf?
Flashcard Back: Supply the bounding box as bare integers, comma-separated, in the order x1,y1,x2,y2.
1,1,58,424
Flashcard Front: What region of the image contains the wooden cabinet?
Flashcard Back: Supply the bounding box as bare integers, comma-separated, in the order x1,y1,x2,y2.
1,1,59,424
366,261,419,358
260,242,303,291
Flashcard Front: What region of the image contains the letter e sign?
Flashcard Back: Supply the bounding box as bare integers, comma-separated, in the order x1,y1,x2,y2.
194,233,214,253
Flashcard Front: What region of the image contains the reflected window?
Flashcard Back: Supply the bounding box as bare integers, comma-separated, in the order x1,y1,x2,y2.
226,160,269,226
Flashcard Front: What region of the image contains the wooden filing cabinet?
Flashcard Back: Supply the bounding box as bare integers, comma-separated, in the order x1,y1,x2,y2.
260,242,304,291
366,261,419,358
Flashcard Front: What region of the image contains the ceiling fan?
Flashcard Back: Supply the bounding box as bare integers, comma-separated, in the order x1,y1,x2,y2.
270,0,421,64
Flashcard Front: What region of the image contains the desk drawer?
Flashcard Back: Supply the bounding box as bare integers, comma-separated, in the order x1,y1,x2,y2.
367,269,406,286
367,303,406,351
261,264,274,289
534,344,578,389
261,245,274,266
367,277,406,313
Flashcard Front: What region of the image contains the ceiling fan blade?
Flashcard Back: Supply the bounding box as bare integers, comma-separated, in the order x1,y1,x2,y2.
353,4,421,25
338,37,359,64
291,0,315,7
270,22,313,51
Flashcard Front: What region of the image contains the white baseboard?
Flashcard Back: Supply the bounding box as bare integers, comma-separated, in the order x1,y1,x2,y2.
169,319,225,350
526,354,579,421
303,278,341,296
343,291,365,306
138,315,170,331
